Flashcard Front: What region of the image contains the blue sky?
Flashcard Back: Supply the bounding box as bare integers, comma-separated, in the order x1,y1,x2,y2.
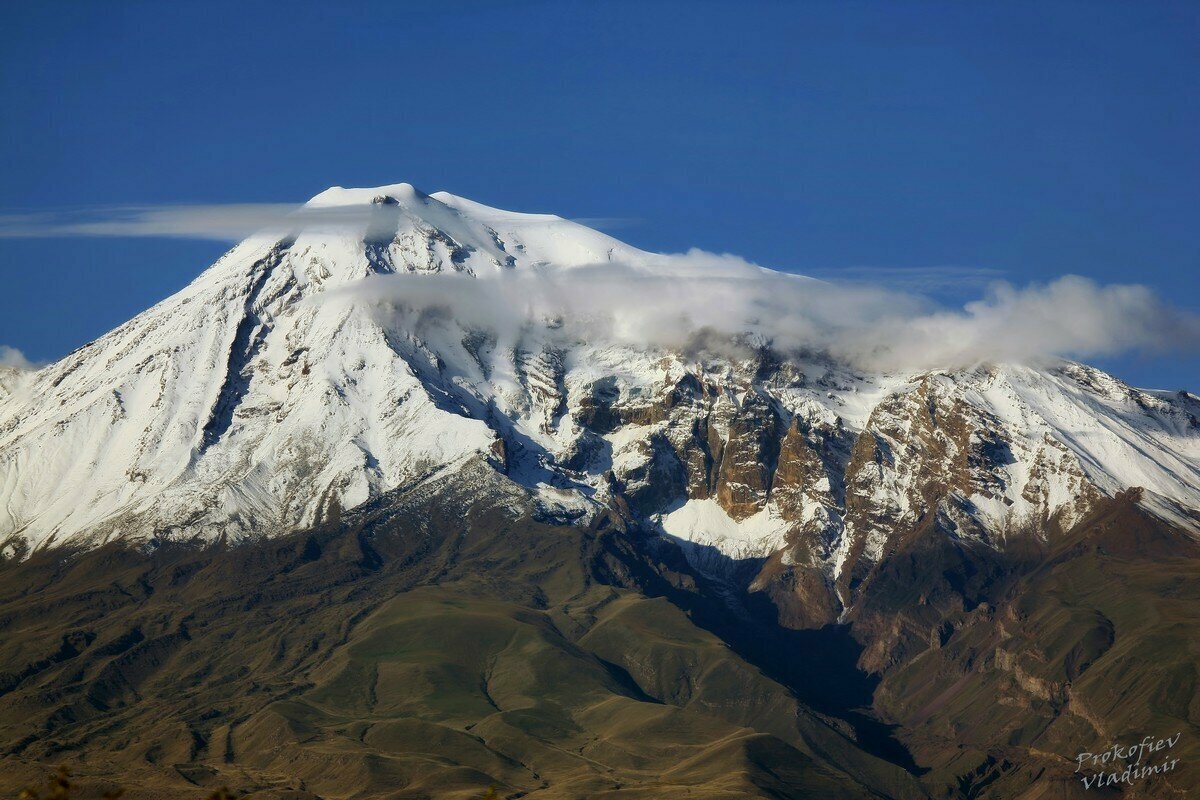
1,1,1197,389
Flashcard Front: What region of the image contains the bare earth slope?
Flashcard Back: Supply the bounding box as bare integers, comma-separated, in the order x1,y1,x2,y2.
0,466,924,800
1,472,1196,798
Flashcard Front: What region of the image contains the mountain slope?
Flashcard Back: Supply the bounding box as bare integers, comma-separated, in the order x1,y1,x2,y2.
0,466,927,799
2,462,1196,798
0,184,636,553
2,183,1199,798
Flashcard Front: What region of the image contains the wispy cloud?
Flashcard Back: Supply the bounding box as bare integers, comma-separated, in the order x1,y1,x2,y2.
0,204,367,241
567,217,642,231
807,265,1008,292
3,202,1196,372
0,345,37,371
0,204,644,241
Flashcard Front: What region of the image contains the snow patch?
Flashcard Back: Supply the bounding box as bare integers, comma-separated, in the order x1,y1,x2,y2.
658,498,792,560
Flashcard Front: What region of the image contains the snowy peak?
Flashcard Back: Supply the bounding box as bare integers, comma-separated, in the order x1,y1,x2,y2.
1,185,1198,575
299,182,637,278
302,182,515,273
306,181,430,205
0,184,649,556
183,183,644,314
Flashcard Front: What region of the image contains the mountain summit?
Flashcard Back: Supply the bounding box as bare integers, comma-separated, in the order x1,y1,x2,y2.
0,184,632,552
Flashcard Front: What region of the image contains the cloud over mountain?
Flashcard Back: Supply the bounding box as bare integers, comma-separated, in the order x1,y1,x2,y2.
3,199,1196,372
0,345,35,371
328,251,1200,372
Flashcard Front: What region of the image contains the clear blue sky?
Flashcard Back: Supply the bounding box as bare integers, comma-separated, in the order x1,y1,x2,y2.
2,1,1197,389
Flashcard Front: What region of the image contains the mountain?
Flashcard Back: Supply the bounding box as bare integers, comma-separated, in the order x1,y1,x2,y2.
1,184,1198,798
3,183,1198,577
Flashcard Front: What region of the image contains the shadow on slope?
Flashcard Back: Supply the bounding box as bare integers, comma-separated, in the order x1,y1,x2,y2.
0,469,924,800
616,536,923,775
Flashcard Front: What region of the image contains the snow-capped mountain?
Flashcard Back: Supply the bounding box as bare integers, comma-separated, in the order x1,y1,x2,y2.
2,182,1199,603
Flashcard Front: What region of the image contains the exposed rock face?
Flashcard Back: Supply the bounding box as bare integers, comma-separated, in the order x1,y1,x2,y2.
857,492,1200,797
559,357,1194,628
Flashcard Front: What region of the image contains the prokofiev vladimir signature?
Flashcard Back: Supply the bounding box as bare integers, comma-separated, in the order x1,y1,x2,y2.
1075,733,1183,790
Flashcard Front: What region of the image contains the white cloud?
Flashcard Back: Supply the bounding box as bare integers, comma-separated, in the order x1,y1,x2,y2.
830,276,1199,370
0,204,380,241
323,250,1200,372
2,200,1195,373
0,345,36,371
0,204,643,241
